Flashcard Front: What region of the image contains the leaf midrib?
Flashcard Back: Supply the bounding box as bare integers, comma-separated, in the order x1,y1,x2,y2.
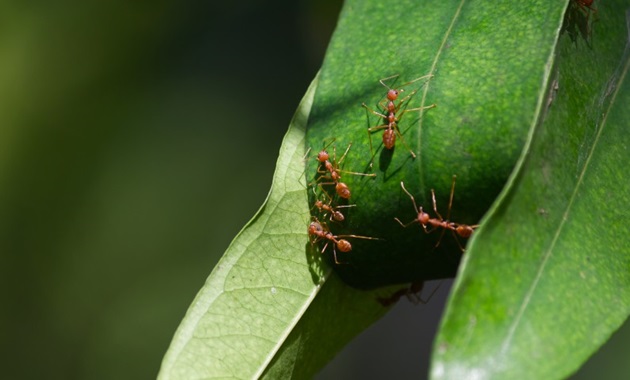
417,0,467,194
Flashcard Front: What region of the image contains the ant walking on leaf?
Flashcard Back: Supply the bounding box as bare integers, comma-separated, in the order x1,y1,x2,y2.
395,175,478,251
314,141,375,199
362,74,436,166
311,189,356,222
308,219,380,264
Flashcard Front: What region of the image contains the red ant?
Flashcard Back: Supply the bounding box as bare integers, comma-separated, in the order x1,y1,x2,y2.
308,219,380,264
362,74,436,164
315,142,375,199
312,197,355,222
394,175,478,251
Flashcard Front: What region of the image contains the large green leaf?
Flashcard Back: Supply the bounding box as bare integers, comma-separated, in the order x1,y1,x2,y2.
432,2,630,379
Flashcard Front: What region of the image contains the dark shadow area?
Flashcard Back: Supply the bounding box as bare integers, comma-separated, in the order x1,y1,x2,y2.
317,279,453,379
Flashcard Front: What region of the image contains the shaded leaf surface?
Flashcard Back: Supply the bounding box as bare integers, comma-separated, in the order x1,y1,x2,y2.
432,2,630,379
306,0,568,288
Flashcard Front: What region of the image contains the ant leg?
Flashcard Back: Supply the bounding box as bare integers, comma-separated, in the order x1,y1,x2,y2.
394,217,418,228
398,73,433,88
400,103,437,115
302,147,312,162
395,182,427,229
430,189,444,221
367,124,390,134
448,230,465,251
378,73,432,92
395,89,420,109
434,228,447,248
335,143,376,177
429,188,448,247
400,181,420,215
320,137,337,152
313,173,333,184
367,129,376,168
363,104,388,167
378,74,401,89
445,175,457,222
332,246,342,265
392,123,417,158
362,103,388,119
338,168,377,178
337,234,382,242
335,143,351,166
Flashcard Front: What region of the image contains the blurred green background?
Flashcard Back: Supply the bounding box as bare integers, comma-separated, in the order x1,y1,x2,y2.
1,1,628,379
0,1,338,378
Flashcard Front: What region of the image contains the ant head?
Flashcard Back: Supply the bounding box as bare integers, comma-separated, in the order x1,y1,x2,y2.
317,150,329,162
308,221,323,235
337,239,352,253
387,89,399,101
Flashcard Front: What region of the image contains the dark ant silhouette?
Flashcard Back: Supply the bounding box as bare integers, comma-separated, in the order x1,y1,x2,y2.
377,281,443,307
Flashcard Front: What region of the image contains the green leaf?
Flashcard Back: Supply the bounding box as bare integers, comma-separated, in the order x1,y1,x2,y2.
432,3,630,379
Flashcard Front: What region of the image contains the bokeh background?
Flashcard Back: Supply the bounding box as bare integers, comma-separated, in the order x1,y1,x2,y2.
1,1,628,379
